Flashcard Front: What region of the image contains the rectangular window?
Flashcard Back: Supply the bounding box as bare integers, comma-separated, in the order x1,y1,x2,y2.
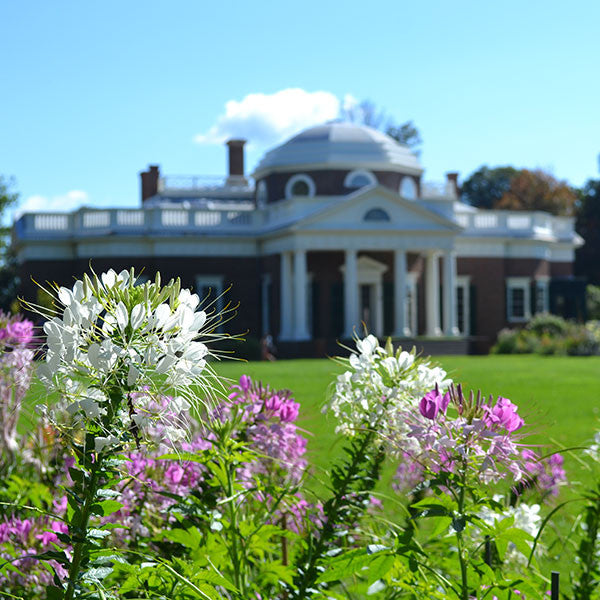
535,278,550,314
196,275,225,332
506,277,531,322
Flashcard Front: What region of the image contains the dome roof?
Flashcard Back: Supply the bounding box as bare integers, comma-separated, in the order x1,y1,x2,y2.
252,121,423,178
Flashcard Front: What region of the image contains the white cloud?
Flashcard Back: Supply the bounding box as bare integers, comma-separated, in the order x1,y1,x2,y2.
195,88,345,147
14,190,90,219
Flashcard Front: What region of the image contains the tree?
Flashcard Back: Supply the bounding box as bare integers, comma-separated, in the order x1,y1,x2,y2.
0,176,20,311
496,168,577,216
575,179,600,285
461,165,519,209
340,99,422,152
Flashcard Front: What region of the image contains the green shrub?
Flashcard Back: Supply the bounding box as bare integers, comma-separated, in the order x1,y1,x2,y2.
587,285,600,320
491,328,519,354
526,313,569,337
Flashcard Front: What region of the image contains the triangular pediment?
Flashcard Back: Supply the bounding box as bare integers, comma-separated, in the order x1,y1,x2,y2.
290,185,460,233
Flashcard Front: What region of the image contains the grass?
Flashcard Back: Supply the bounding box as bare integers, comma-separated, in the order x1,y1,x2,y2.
214,354,600,483
212,354,600,582
18,353,600,584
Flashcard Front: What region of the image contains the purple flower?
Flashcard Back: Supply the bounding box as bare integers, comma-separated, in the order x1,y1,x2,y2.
279,401,299,423
484,397,523,432
419,388,450,420
6,320,34,346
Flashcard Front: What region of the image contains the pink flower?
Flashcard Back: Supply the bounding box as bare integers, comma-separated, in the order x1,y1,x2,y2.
279,401,300,423
419,388,450,420
484,397,523,432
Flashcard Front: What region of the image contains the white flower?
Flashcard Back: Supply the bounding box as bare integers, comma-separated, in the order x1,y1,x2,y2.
95,435,119,452
36,268,223,448
324,334,451,454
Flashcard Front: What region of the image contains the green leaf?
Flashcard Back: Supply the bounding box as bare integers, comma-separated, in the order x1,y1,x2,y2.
45,586,64,600
90,499,123,517
164,527,202,550
317,547,391,583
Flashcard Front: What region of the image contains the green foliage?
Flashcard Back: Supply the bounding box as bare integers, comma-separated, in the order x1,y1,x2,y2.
492,315,600,356
587,285,600,320
291,429,385,599
462,165,519,210
576,180,600,285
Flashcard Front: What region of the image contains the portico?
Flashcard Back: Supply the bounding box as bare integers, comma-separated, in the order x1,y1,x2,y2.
277,244,460,342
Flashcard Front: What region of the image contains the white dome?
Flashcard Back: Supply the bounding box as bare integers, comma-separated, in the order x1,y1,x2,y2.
252,121,422,178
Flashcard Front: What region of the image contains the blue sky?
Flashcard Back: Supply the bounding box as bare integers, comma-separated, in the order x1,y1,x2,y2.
2,0,600,218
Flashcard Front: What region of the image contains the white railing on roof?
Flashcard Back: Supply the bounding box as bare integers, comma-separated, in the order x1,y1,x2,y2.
14,207,256,240
457,210,575,240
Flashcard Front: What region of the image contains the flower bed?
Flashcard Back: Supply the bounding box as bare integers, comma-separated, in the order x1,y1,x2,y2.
0,270,599,599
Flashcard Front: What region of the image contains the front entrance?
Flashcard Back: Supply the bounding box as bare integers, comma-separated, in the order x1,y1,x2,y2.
360,283,375,332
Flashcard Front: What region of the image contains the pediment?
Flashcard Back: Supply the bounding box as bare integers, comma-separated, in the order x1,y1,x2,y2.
292,186,460,233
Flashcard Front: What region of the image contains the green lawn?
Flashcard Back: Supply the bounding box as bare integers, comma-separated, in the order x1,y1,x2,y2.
214,354,600,485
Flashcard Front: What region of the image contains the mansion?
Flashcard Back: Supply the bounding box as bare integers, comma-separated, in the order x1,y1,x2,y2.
12,122,584,354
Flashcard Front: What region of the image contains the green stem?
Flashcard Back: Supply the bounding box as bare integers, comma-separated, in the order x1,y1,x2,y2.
225,455,244,597
64,384,125,600
64,454,103,600
456,462,469,600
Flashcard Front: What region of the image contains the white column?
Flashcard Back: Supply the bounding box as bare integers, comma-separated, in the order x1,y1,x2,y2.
443,250,460,336
279,252,293,340
293,249,310,340
343,249,359,338
393,249,410,337
425,251,442,337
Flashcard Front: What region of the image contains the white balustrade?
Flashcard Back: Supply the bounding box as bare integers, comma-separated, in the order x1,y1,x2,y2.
82,212,110,228
34,214,69,231
117,210,145,227
507,215,531,229
456,214,469,227
474,214,498,228
161,210,189,227
195,211,221,226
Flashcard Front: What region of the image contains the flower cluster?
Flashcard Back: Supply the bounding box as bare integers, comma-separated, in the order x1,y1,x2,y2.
0,311,34,347
223,375,308,484
0,312,35,471
0,496,69,592
35,269,220,447
408,384,526,483
325,335,451,454
519,449,566,498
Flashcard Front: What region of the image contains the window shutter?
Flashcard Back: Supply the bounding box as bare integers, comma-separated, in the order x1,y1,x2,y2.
383,282,394,336
311,281,320,338
330,282,344,337
469,284,477,335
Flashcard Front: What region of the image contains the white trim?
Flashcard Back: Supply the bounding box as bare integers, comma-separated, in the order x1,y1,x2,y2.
399,176,418,200
256,180,268,207
506,277,531,323
285,174,316,199
456,275,471,336
534,276,550,314
406,272,418,336
344,169,377,188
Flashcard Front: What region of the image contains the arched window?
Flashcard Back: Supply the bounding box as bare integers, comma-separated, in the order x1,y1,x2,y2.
344,170,377,189
399,176,418,200
285,174,316,199
364,208,391,222
256,180,268,207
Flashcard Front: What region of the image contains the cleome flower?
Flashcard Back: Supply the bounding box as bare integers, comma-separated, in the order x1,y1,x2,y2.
324,334,452,455
32,268,226,449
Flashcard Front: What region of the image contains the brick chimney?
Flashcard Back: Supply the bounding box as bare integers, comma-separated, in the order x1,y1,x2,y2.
226,139,248,186
140,165,160,203
445,172,460,198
